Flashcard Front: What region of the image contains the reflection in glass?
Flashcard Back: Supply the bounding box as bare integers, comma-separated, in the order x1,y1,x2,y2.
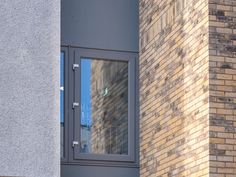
60,52,65,158
80,58,129,155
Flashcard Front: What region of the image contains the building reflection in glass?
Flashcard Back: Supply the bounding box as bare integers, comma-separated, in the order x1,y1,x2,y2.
80,58,128,155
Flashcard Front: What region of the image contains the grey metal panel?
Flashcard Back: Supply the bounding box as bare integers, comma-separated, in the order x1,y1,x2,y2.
61,165,139,177
0,1,60,177
61,0,139,52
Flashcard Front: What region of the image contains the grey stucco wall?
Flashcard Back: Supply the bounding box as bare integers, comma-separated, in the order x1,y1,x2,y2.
61,0,139,52
0,1,60,177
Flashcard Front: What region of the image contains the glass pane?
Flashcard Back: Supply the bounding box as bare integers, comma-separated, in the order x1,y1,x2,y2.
80,58,129,155
60,52,65,158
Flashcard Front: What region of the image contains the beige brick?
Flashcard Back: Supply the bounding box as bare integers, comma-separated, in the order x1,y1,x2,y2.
211,161,225,167
210,138,225,144
226,139,236,144
216,74,233,80
217,144,234,151
217,156,234,162
217,133,234,139
216,28,233,34
217,5,232,11
225,57,236,63
218,168,234,173
225,69,236,75
216,109,233,115
226,162,236,168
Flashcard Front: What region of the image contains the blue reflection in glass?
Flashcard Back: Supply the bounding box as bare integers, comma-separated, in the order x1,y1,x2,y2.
60,51,65,158
81,59,92,127
60,52,64,123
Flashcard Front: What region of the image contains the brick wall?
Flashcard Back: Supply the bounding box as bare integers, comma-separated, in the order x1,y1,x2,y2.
139,0,210,176
209,0,236,176
140,0,236,176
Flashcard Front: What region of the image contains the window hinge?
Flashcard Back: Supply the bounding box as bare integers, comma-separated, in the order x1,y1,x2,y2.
72,102,79,109
72,141,79,148
73,64,79,70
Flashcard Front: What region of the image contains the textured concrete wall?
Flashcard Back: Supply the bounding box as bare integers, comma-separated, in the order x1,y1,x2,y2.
0,1,60,177
139,0,210,176
209,0,236,176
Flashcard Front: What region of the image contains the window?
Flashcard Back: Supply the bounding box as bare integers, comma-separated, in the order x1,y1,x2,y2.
60,47,68,161
80,58,129,155
61,47,138,166
60,51,65,158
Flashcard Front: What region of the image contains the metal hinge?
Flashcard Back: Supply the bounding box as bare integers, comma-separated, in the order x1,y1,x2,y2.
72,141,79,148
73,64,79,70
72,102,79,109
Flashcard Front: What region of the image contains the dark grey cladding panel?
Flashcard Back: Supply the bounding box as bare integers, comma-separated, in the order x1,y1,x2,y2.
61,0,139,52
61,165,139,177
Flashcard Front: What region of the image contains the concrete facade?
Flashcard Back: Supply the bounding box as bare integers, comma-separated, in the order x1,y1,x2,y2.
0,1,60,177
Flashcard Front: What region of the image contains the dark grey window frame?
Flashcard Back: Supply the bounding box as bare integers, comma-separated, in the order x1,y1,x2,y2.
61,47,69,163
61,46,139,167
